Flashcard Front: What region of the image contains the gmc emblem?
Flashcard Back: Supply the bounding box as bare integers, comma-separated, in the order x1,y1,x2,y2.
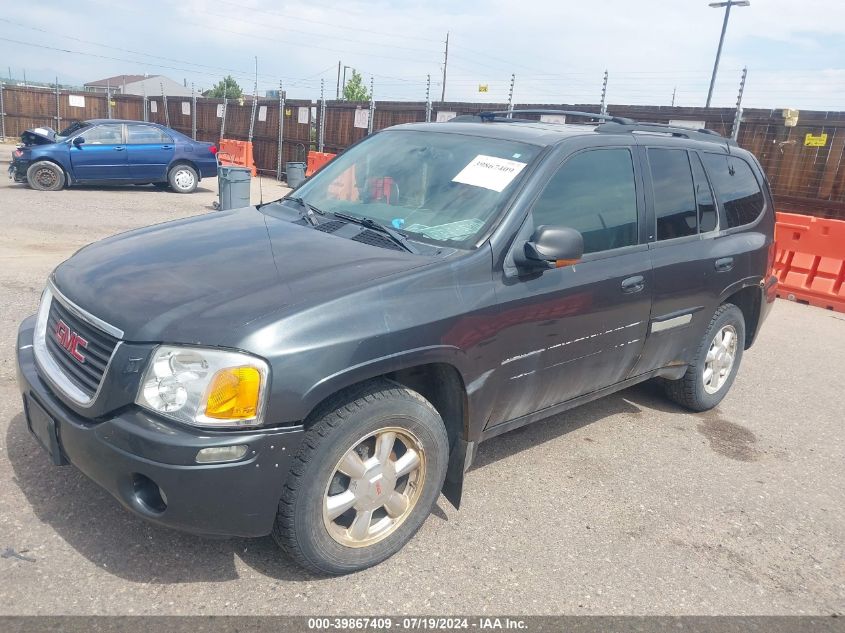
54,319,88,363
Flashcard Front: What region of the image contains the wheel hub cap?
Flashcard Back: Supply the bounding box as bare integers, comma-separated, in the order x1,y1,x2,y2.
174,169,194,189
323,427,425,548
703,324,738,394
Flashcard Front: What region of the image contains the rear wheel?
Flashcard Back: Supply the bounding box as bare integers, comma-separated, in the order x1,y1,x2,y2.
26,161,65,191
273,380,449,575
168,164,198,193
662,303,745,411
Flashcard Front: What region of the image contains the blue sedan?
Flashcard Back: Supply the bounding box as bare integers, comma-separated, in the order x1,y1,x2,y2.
9,119,218,193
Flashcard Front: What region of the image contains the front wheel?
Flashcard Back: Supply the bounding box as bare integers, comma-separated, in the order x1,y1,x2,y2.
662,303,745,411
26,161,65,191
167,164,198,193
273,380,449,575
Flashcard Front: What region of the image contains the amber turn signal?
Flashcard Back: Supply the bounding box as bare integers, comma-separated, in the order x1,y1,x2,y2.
204,367,261,419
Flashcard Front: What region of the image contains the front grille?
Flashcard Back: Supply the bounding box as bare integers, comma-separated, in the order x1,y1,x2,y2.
45,296,119,397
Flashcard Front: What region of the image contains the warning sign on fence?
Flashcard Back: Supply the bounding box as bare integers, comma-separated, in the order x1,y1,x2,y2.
68,95,85,108
804,133,828,147
353,108,370,129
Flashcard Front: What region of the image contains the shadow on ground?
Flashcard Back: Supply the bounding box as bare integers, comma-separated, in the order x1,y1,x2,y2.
6,381,685,584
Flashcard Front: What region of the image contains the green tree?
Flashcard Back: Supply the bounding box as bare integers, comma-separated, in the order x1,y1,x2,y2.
343,69,370,101
205,75,243,99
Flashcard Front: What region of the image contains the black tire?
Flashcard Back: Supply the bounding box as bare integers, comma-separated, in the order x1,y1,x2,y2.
273,379,449,575
152,182,170,190
663,303,745,412
167,164,198,193
26,161,65,191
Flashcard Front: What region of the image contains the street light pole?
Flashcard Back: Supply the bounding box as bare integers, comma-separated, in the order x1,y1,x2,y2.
706,0,750,108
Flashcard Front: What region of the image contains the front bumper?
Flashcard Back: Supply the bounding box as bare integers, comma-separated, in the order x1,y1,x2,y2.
16,316,305,538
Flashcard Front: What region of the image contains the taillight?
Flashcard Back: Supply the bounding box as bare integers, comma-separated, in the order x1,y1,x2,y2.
209,145,218,155
14,149,22,157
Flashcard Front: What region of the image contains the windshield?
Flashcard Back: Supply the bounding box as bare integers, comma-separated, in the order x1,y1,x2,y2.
294,129,540,247
58,121,90,139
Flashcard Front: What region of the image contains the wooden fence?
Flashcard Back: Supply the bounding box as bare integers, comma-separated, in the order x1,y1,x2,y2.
2,84,842,218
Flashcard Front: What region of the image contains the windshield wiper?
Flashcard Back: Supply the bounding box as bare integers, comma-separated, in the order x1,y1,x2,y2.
284,195,324,226
332,211,419,254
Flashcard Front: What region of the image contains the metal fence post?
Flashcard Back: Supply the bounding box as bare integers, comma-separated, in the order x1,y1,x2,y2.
54,77,61,132
318,79,325,152
107,80,112,119
191,83,197,140
367,76,375,134
143,84,148,122
732,67,747,141
220,97,227,142
600,70,608,115
425,74,432,123
0,82,5,141
161,82,170,127
507,74,515,118
277,81,284,181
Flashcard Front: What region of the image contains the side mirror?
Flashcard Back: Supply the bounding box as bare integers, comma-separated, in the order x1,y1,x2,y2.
72,136,85,146
516,225,584,270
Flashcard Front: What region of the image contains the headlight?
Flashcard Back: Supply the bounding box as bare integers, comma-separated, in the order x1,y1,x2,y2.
135,346,269,428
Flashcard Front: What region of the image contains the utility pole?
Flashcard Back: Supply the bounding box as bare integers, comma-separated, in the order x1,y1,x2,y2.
706,0,751,107
277,80,285,181
368,76,375,135
341,65,351,100
318,79,326,152
671,86,677,107
732,66,747,141
425,74,432,123
248,56,258,143
600,70,608,115
506,74,515,118
441,31,449,102
336,61,341,100
161,82,169,127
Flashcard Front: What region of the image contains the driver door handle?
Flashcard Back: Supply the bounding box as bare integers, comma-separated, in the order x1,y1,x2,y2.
621,275,645,294
114,146,125,151
715,257,734,272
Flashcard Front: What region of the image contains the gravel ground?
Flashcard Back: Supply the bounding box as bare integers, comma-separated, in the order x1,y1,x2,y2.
0,150,843,615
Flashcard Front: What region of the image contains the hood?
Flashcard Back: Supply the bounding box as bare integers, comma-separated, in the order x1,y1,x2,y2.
52,207,436,345
20,127,58,146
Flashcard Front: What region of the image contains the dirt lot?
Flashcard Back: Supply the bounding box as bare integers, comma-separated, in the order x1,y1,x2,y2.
0,152,843,615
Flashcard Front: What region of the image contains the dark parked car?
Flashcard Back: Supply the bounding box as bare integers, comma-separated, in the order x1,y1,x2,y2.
16,111,777,575
9,119,218,193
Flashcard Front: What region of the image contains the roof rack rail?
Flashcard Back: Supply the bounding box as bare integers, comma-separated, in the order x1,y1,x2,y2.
475,109,635,125
596,120,737,145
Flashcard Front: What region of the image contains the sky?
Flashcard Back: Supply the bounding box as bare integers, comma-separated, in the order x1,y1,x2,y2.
1,0,843,111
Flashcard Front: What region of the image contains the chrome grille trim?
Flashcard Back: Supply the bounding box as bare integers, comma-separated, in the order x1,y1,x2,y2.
32,282,123,408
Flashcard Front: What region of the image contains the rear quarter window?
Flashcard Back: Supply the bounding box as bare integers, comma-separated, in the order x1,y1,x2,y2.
700,153,765,228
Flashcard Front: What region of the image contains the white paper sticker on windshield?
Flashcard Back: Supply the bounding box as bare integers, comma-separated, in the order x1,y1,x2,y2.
452,154,527,192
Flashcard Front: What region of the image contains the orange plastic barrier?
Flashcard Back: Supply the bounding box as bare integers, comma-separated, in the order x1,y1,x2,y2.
218,139,256,176
774,212,845,313
306,151,336,176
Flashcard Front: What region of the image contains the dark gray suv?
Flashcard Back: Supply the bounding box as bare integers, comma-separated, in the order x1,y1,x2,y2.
16,111,778,574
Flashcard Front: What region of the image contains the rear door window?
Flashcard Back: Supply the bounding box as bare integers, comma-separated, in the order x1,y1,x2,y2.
648,148,698,240
690,153,718,233
126,124,173,144
700,153,765,228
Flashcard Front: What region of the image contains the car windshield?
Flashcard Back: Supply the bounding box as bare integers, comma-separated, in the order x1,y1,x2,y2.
57,121,89,140
293,129,541,247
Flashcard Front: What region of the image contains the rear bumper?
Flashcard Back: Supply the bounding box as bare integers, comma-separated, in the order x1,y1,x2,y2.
9,156,29,182
16,316,305,538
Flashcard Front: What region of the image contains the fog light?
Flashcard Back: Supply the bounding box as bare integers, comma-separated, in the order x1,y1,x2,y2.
195,445,249,464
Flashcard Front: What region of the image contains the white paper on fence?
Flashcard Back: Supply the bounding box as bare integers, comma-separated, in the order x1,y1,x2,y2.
216,103,224,117
150,100,158,113
68,95,85,108
452,154,527,192
297,106,309,124
181,102,191,116
436,111,457,122
258,105,267,121
669,119,706,130
353,109,370,129
539,114,566,124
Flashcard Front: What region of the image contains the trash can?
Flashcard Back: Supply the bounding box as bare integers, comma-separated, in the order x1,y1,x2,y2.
217,165,252,211
286,162,307,189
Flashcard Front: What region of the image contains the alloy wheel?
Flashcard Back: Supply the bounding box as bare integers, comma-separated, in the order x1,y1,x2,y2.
703,324,738,394
323,427,426,548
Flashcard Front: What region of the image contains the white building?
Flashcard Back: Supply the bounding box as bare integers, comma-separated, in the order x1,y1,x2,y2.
84,74,193,97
